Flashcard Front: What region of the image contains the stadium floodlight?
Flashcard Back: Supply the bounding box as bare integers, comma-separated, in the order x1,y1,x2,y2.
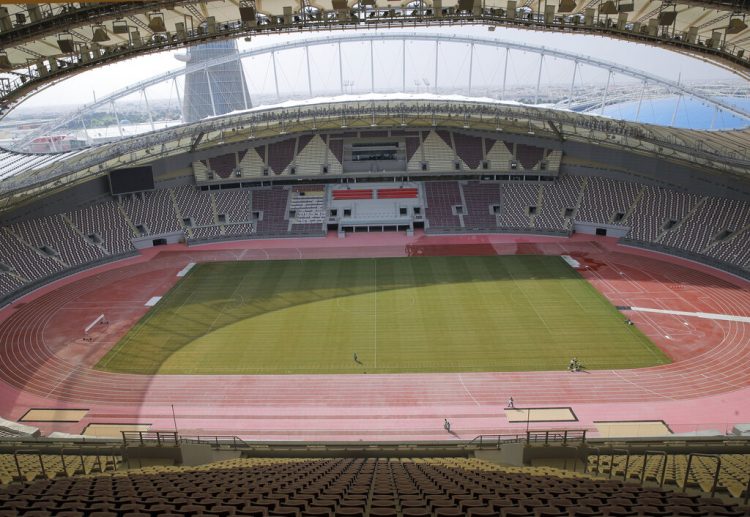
112,19,129,34
0,51,11,70
147,11,167,33
56,32,76,53
599,1,618,15
558,0,576,13
239,0,257,23
726,17,747,35
92,24,110,42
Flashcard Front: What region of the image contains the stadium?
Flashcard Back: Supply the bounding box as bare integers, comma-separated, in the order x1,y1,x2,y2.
0,1,750,516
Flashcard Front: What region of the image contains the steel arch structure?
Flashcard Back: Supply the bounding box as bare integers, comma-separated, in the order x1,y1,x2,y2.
4,96,750,209
16,31,750,149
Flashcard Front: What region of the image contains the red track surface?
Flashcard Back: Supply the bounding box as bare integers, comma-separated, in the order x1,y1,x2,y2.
0,232,749,441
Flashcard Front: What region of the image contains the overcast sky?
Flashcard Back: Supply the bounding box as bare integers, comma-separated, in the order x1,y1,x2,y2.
15,24,743,113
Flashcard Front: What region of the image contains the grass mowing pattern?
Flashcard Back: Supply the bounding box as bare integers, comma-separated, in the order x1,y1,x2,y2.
96,256,669,374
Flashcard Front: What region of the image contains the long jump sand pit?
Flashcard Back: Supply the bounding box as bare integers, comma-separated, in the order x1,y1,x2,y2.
595,420,672,437
20,409,89,422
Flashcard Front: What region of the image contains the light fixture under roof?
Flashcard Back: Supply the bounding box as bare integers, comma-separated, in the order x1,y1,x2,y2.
147,11,167,33
0,51,11,70
56,32,75,53
599,1,618,15
112,19,129,34
657,10,677,26
91,24,110,42
558,0,576,13
726,17,747,35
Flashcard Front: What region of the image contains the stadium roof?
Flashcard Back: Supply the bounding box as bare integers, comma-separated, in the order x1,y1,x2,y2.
1,94,749,212
2,0,750,112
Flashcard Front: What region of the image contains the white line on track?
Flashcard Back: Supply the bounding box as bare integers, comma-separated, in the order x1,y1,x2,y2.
458,373,481,406
629,307,750,323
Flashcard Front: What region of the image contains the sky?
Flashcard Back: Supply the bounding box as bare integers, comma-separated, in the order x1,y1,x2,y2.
12,24,744,114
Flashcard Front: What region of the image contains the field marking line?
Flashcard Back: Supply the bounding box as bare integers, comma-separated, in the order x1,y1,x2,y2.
504,267,554,337
629,307,750,324
458,373,481,406
99,270,198,369
177,263,195,277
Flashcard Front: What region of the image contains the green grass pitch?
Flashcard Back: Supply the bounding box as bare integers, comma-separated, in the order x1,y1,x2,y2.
96,256,670,375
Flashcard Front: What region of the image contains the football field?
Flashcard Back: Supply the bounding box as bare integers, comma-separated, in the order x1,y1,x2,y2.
96,255,670,375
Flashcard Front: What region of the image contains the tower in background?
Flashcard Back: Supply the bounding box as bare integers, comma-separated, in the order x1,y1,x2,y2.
175,40,251,123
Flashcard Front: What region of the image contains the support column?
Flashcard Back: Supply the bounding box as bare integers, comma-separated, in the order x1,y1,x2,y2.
173,77,182,114
239,66,249,111
402,38,406,92
635,80,646,122
501,47,509,100
306,45,313,97
467,42,474,94
671,94,682,127
434,40,439,93
142,88,156,130
271,51,280,99
112,100,123,138
79,115,88,138
534,54,543,104
710,105,718,130
370,40,375,93
339,42,344,94
568,61,577,107
203,69,217,118
599,70,611,115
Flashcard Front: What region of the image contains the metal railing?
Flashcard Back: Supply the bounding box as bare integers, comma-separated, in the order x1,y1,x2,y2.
684,453,721,498
8,447,118,483
471,429,588,448
180,435,250,449
121,430,179,447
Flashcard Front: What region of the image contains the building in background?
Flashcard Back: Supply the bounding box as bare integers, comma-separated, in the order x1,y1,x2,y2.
176,40,251,123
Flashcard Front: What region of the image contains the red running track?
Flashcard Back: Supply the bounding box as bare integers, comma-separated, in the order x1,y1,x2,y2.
0,232,749,441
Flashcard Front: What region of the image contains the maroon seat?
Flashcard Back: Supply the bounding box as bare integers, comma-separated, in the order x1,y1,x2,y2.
332,508,364,517
370,500,397,508
631,506,670,517
209,505,237,516
237,505,267,516
301,508,331,517
697,505,746,517
434,508,466,517
460,500,486,511
563,507,603,517
285,500,309,510
533,507,569,516
467,508,499,517
400,500,427,508
310,501,337,511
500,508,536,517
368,509,398,517
401,509,431,517
661,506,706,517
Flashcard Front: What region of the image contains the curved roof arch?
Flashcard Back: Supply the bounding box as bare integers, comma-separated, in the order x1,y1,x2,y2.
2,94,749,213
3,1,750,113
14,31,750,149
